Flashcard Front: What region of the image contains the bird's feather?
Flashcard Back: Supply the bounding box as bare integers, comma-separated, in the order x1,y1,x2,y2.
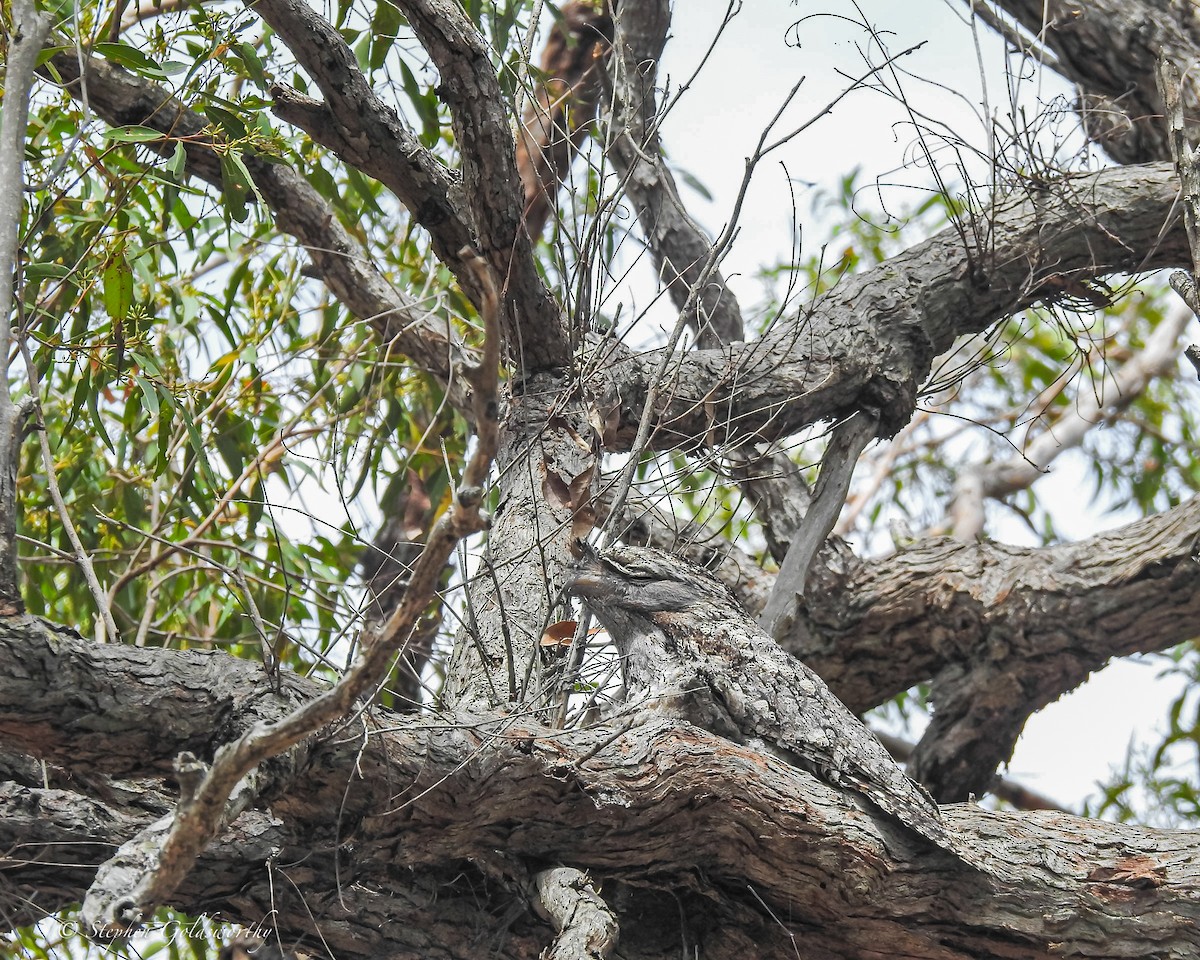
568,543,962,857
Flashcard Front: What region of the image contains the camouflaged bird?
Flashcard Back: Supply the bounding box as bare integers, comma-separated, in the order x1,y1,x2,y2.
567,543,960,856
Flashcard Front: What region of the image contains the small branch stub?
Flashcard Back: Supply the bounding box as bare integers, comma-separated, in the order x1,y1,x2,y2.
532,866,619,960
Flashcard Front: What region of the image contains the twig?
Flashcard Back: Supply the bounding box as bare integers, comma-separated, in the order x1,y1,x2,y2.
949,301,1192,539
80,248,503,933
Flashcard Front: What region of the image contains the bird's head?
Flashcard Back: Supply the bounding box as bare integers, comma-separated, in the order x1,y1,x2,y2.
566,542,728,619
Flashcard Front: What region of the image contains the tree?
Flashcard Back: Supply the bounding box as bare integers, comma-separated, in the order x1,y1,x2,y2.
2,0,1200,956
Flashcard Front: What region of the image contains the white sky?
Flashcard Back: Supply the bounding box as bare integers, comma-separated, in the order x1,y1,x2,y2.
639,0,1190,813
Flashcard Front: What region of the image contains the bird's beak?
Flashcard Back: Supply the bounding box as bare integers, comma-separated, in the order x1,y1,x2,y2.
564,547,610,601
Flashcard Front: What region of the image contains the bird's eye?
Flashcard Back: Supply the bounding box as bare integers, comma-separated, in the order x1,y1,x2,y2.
601,557,656,580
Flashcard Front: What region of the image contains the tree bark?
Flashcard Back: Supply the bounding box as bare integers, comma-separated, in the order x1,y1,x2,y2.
2,619,1198,959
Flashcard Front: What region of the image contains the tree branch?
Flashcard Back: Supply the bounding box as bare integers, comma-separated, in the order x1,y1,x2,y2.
77,252,503,932
758,411,876,638
246,0,484,301
0,0,48,613
392,0,570,371
514,1,614,241
950,300,1193,539
2,623,1198,958
971,0,1200,164
43,49,476,408
791,493,1200,799
589,162,1188,451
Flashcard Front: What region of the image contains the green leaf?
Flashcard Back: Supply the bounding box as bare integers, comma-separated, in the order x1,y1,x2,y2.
218,154,250,223
204,104,248,141
102,125,167,143
370,0,404,70
167,140,188,178
235,41,268,87
102,256,134,321
87,375,116,455
94,42,169,79
132,373,160,420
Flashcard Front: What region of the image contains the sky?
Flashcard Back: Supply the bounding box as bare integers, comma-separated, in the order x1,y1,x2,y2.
627,0,1190,813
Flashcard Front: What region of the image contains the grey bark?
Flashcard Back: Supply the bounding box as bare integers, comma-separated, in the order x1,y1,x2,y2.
590,161,1189,452
977,0,1200,164
793,493,1200,800
441,372,598,711
1,621,1198,959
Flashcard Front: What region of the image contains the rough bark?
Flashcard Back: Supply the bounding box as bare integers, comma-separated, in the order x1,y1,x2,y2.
793,494,1200,799
249,0,481,302
978,0,1200,164
441,372,598,711
592,161,1188,450
2,621,1198,960
605,0,745,347
13,1,1200,955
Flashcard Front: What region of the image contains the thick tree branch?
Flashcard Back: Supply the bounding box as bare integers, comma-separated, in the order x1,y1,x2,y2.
393,0,570,371
1,623,1198,958
791,493,1200,799
0,0,48,615
589,162,1188,451
43,50,476,407
246,0,486,304
531,866,619,960
972,0,1200,164
441,371,598,711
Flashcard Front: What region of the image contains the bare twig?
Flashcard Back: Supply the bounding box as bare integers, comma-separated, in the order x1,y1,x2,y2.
80,249,503,933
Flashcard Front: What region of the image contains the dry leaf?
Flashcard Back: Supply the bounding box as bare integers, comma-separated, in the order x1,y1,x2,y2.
542,465,573,510
541,620,577,647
